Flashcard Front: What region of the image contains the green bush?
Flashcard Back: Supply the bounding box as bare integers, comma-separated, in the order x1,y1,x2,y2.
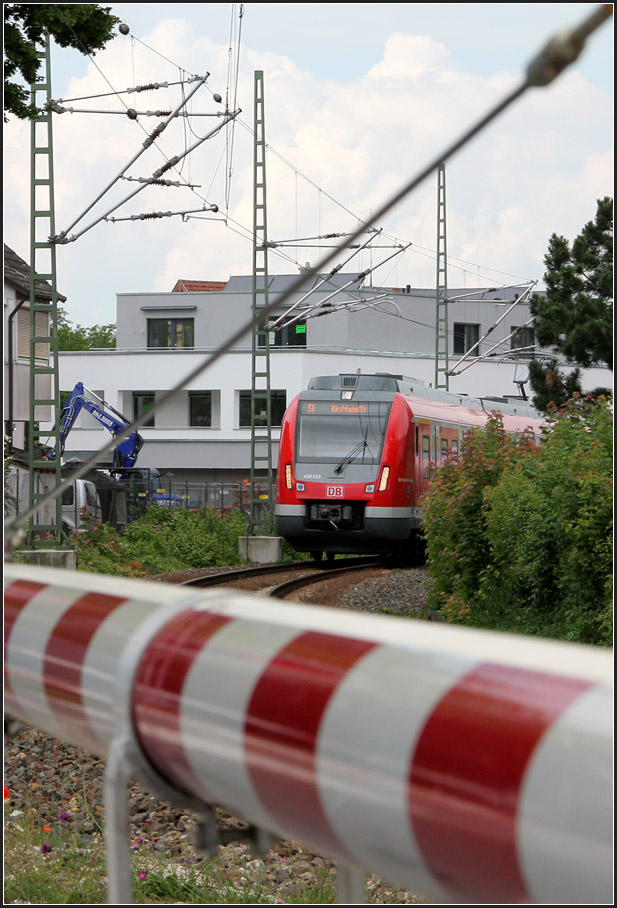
71,506,250,576
421,413,535,621
422,399,613,646
480,398,613,644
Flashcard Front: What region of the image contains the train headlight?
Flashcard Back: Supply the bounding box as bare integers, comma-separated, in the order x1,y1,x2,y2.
378,466,390,492
285,463,293,490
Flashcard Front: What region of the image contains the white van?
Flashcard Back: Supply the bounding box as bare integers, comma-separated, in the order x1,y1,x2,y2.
61,480,103,533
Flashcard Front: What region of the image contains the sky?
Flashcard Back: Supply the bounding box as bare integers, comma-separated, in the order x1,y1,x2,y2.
3,3,614,328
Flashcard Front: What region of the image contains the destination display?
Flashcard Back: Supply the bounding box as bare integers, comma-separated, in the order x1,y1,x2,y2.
296,400,392,463
300,401,390,417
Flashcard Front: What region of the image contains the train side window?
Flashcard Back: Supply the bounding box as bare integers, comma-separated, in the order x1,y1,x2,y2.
441,437,449,457
422,436,431,458
451,439,459,454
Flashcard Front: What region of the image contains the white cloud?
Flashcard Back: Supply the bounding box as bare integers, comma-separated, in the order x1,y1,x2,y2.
3,13,612,325
366,33,455,81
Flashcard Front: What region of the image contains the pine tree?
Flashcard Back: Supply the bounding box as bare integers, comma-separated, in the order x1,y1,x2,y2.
529,197,613,410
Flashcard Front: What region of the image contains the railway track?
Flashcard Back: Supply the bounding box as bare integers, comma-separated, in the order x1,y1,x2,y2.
178,556,387,602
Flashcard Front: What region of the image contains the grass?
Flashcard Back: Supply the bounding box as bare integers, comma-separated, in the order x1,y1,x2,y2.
3,802,429,904
4,808,107,904
3,802,340,905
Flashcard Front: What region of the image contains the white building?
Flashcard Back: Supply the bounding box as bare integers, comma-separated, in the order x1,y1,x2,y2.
3,244,68,529
46,271,612,483
3,244,67,450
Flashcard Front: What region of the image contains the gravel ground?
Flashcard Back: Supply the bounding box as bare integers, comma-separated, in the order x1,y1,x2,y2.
4,567,435,904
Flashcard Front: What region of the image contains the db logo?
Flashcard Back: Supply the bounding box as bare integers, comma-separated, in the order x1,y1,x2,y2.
326,486,344,498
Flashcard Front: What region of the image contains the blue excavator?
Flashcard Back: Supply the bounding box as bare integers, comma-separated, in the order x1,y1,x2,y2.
48,382,181,507
50,382,144,469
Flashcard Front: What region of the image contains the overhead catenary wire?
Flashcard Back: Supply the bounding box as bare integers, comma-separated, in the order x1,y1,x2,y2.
104,204,220,223
54,4,532,289
52,74,213,242
5,4,612,543
224,4,245,214
52,78,197,103
90,22,529,288
285,293,395,326
48,14,242,246
273,242,412,330
49,105,228,118
451,315,540,376
54,106,241,242
447,283,538,375
228,105,538,289
269,229,386,329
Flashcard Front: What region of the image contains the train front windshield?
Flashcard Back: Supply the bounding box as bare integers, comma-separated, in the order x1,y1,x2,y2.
295,400,392,464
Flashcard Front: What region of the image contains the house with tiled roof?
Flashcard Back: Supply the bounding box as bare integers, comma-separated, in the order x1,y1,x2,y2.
171,279,228,293
3,244,66,451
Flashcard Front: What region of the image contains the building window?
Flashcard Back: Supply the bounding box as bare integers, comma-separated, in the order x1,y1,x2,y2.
133,392,155,427
239,390,287,428
511,325,535,351
189,391,212,427
453,322,480,356
259,321,307,348
17,308,49,361
147,318,194,348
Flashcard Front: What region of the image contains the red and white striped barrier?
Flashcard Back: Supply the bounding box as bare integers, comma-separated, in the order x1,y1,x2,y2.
4,563,613,904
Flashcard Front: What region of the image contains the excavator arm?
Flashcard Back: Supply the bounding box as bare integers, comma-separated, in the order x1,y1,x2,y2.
51,382,143,469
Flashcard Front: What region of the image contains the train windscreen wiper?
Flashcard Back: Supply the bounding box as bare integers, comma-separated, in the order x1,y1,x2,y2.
334,440,367,474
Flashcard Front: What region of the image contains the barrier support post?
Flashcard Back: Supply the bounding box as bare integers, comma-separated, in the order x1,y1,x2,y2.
336,864,366,903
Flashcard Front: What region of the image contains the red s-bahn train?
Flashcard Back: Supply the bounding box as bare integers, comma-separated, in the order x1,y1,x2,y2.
274,372,545,560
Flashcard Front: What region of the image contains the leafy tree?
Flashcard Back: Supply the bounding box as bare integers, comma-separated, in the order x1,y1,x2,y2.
529,197,613,409
4,4,120,121
58,308,116,350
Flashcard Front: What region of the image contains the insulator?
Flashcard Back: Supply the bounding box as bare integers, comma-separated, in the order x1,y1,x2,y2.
133,82,169,93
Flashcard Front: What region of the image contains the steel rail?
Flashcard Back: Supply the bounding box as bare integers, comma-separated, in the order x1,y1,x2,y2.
178,557,382,588
4,562,612,905
267,561,386,599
